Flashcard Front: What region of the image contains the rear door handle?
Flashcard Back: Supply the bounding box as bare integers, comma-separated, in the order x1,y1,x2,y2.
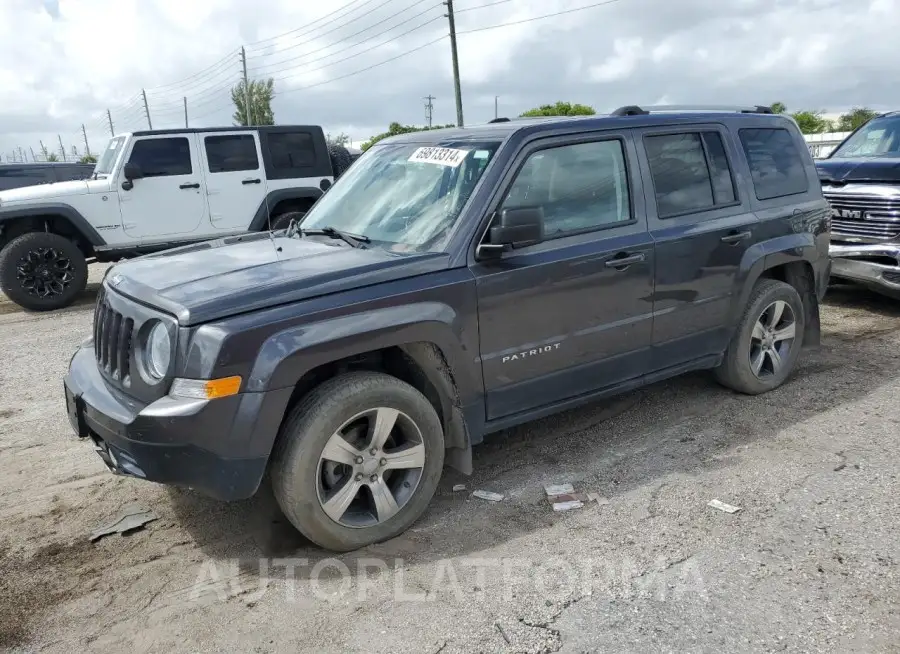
721,230,751,244
242,178,261,185
605,253,645,268
179,182,200,189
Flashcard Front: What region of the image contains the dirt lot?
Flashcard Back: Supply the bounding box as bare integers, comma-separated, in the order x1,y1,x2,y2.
1,267,898,653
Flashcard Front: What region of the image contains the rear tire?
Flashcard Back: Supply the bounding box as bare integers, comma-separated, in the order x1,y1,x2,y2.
714,279,805,395
270,211,307,232
270,371,445,552
0,232,88,311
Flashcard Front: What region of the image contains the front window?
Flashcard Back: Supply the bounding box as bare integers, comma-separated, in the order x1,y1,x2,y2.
300,140,501,252
831,114,899,158
94,136,126,177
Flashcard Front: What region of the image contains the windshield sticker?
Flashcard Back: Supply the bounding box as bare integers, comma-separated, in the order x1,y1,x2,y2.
408,147,468,167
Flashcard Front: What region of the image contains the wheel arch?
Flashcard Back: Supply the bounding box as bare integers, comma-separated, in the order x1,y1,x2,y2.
732,236,821,349
0,204,104,255
249,188,323,231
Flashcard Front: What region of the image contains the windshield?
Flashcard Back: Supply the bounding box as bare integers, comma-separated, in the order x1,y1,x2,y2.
831,114,900,158
94,136,127,176
301,140,501,252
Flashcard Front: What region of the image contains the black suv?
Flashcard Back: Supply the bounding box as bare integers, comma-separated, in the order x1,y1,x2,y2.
63,105,831,551
0,162,94,191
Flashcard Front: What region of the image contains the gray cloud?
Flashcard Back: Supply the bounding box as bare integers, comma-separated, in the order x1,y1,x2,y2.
0,0,896,157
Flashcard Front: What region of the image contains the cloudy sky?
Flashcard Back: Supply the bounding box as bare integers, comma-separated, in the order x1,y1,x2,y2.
0,0,896,159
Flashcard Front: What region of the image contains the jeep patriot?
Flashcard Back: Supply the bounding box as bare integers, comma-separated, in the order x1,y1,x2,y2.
63,105,831,551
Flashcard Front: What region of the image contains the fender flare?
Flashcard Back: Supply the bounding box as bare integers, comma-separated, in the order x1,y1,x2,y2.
0,203,105,247
729,233,822,346
249,188,323,231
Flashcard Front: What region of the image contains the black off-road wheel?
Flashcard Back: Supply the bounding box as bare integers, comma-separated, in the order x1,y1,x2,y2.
714,279,805,395
0,232,88,311
270,371,445,552
270,211,307,232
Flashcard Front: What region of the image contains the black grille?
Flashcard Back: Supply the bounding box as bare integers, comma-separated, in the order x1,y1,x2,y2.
883,271,900,284
93,287,134,385
824,191,900,241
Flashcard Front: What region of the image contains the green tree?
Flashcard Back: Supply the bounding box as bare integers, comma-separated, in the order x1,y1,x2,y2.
79,154,97,164
326,132,350,147
231,78,275,126
770,101,787,114
519,101,596,117
837,107,879,132
46,152,59,162
790,110,832,134
361,122,455,151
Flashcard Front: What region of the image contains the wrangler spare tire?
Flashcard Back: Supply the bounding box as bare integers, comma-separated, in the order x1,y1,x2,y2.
328,144,353,179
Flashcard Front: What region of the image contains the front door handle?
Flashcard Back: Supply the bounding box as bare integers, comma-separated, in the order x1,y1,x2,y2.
721,230,752,244
242,178,261,185
179,182,200,189
605,252,645,269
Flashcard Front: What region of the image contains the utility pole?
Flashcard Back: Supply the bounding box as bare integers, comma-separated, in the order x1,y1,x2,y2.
39,140,48,161
58,135,67,161
141,89,153,129
444,0,464,127
495,95,499,119
30,147,36,162
107,108,115,136
184,96,189,128
17,147,25,162
424,95,435,128
240,47,252,126
81,124,91,157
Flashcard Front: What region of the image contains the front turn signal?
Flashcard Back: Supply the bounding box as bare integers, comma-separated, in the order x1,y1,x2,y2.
170,376,242,400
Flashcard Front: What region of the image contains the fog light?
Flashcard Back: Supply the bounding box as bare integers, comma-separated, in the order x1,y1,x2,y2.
170,376,242,399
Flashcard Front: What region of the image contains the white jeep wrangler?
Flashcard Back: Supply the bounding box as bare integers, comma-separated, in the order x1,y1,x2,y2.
0,125,352,311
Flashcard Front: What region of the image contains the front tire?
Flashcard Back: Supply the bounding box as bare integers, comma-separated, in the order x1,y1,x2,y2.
270,372,445,552
714,279,805,395
270,211,306,232
0,232,88,311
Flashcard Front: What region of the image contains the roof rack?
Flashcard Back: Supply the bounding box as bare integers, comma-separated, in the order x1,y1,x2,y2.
487,117,510,123
610,104,774,116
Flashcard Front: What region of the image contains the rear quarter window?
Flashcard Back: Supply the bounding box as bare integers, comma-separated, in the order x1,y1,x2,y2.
738,128,809,200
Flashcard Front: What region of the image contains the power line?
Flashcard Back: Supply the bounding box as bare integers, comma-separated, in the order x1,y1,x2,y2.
277,35,446,95
457,0,626,35
249,0,440,74
246,0,395,56
245,0,373,47
143,51,242,95
456,0,514,12
267,16,443,83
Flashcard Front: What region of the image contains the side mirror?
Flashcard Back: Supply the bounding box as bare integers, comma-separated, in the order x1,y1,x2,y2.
123,162,143,181
477,206,543,259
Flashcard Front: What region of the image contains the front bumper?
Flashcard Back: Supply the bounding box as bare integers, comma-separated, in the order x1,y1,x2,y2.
829,242,900,299
63,344,292,501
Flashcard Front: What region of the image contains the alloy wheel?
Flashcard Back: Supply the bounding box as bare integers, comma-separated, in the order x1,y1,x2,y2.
16,247,76,298
749,299,796,378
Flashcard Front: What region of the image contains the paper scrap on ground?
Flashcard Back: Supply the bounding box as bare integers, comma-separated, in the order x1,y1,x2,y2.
452,484,466,492
552,500,584,512
708,499,741,514
90,504,158,542
544,483,575,497
407,146,468,167
473,490,504,502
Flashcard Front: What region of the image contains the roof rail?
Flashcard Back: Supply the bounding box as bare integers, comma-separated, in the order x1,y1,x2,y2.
488,117,510,123
611,104,774,116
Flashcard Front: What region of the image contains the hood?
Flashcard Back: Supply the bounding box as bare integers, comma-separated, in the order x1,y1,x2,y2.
106,233,450,325
815,157,900,184
0,179,90,204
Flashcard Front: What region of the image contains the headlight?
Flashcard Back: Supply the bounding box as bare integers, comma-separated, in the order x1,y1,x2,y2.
145,322,171,379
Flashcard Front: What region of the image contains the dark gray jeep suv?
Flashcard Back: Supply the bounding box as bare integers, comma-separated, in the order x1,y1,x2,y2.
63,105,831,551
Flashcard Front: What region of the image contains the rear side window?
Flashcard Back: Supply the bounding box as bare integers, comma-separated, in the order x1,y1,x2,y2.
267,132,316,171
0,167,54,190
205,135,259,173
644,131,737,218
128,137,192,177
739,128,809,200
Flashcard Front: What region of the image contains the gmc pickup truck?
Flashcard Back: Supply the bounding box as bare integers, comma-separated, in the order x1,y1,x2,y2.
63,105,831,551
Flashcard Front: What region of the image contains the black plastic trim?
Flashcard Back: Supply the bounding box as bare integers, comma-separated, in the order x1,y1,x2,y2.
248,188,323,231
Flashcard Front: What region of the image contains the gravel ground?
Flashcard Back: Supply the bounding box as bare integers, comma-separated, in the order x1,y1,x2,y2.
0,268,898,653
